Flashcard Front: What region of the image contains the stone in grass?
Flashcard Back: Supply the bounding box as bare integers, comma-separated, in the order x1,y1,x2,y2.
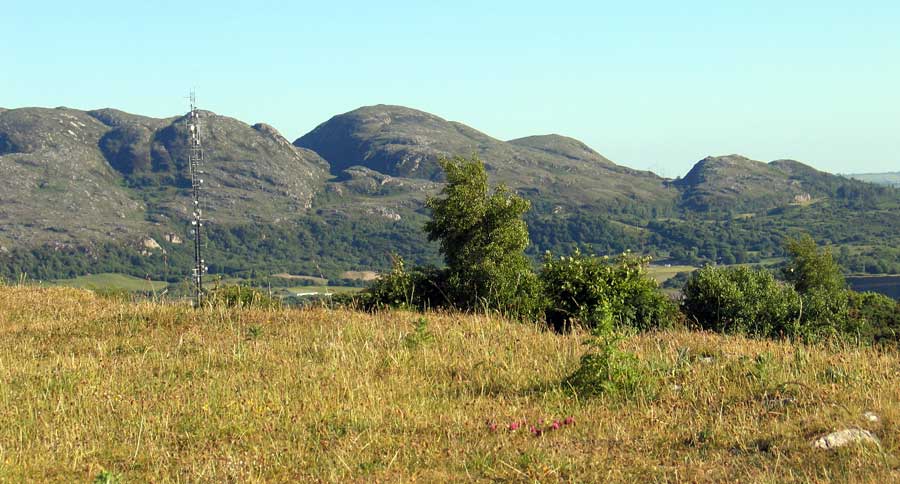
813,428,879,450
863,412,880,423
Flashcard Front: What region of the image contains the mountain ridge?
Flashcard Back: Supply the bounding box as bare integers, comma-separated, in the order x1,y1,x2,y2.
1,103,897,282
296,104,677,209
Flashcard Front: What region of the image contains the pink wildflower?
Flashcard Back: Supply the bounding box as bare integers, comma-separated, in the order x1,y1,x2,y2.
509,422,520,431
550,421,561,430
563,416,575,425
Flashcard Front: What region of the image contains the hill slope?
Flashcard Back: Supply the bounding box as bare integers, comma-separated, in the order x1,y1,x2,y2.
0,107,329,247
0,107,147,247
296,105,677,209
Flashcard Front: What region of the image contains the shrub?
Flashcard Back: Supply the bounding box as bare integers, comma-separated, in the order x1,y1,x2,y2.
362,256,448,310
847,291,900,344
681,266,803,338
361,156,544,321
800,287,854,338
540,250,677,332
564,331,656,400
205,285,280,309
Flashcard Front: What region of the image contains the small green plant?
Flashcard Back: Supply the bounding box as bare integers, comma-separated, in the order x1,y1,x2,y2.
93,469,122,484
749,352,776,386
246,325,262,340
403,317,434,350
564,330,655,400
205,284,280,309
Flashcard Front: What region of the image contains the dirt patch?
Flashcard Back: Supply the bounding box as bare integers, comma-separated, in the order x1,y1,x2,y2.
340,270,379,281
272,273,328,285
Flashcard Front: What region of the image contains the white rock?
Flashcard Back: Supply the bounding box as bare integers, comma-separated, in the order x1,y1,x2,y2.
164,233,183,244
813,428,879,450
863,412,880,423
141,237,161,250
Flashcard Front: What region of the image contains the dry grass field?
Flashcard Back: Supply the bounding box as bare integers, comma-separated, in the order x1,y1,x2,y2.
0,285,898,482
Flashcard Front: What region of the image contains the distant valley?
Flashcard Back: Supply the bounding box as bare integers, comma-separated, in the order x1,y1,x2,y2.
845,172,900,188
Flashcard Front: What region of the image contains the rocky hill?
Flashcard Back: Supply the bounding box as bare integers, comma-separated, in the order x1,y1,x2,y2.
296,105,677,210
674,155,810,212
0,107,147,247
673,154,882,212
0,107,328,248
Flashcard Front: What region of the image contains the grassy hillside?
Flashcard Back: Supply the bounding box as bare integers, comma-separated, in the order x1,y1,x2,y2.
1,285,898,482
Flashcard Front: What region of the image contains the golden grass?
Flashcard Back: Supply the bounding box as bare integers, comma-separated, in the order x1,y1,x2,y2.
0,285,898,482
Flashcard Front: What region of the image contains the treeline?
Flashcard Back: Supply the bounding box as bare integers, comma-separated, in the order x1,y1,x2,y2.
359,157,899,346
526,203,899,273
0,214,441,283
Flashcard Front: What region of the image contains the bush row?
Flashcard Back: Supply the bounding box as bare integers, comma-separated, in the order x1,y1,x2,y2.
681,265,898,343
359,250,680,333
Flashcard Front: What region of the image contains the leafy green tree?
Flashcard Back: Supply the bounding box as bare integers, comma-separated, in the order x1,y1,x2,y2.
424,155,542,319
782,234,845,294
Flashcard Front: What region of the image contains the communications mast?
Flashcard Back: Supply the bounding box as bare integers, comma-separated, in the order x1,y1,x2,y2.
187,92,207,306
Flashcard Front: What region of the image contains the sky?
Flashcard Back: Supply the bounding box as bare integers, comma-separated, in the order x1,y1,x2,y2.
2,1,898,176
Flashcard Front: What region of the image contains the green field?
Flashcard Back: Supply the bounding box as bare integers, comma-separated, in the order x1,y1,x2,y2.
646,264,697,284
49,273,168,292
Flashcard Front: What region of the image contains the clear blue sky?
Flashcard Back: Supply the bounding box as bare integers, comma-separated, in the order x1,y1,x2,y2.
2,1,898,176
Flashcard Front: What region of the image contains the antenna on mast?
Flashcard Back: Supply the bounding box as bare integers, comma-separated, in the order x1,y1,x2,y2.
187,90,207,307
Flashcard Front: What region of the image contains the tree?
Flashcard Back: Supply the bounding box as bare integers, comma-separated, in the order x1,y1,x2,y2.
782,234,845,294
424,155,542,319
